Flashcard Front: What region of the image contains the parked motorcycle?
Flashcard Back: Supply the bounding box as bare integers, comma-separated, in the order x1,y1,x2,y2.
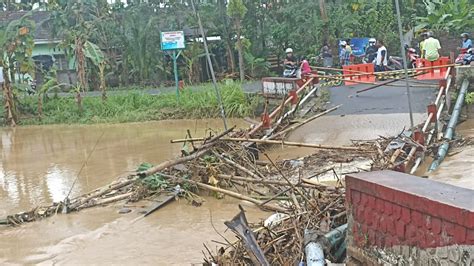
282,64,299,78
387,45,420,70
455,48,469,64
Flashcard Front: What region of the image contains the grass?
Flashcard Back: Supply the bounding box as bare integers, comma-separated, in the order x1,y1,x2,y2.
11,82,260,125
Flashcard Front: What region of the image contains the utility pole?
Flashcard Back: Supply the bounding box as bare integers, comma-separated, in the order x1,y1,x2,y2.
395,0,414,128
191,0,228,130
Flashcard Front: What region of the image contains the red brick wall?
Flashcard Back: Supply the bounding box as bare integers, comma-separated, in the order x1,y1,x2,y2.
346,171,474,250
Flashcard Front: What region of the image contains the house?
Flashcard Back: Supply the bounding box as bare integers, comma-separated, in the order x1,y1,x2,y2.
0,11,76,87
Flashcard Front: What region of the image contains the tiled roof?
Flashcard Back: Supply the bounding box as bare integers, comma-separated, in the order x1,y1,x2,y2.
0,11,54,41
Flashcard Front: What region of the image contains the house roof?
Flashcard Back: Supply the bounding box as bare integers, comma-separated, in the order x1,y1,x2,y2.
0,11,54,41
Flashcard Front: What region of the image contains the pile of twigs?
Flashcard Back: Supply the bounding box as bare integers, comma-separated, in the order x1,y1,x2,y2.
205,188,346,265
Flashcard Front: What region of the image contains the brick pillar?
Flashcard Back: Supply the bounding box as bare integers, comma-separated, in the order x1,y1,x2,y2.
345,170,474,265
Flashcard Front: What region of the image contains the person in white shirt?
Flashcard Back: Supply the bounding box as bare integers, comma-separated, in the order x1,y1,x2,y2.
375,40,388,72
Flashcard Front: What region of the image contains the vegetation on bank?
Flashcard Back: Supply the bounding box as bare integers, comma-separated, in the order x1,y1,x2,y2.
8,83,259,126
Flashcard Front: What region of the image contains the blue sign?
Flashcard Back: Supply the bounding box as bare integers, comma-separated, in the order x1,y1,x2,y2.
350,38,370,57
339,38,370,58
161,31,185,51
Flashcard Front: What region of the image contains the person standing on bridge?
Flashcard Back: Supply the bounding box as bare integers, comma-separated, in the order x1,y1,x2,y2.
320,42,333,67
300,56,311,76
419,31,428,59
423,31,441,62
339,41,351,66
375,40,388,72
459,33,472,50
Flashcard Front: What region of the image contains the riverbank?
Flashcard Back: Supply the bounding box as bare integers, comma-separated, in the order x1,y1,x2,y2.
4,83,260,126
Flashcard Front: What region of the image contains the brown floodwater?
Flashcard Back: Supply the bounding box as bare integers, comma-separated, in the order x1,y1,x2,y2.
0,119,268,265
426,118,474,189
1,114,471,264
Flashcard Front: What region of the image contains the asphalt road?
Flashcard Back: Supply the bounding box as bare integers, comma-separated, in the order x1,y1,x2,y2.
325,80,438,116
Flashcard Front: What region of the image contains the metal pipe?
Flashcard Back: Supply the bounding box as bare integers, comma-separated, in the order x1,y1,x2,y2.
191,0,228,130
429,79,470,172
305,223,348,266
395,0,414,128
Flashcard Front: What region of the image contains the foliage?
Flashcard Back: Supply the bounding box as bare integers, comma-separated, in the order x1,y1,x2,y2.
416,0,474,33
12,83,258,125
136,163,169,190
0,12,36,126
466,92,474,105
227,0,247,21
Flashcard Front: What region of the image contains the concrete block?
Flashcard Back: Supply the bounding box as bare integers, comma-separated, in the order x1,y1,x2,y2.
439,259,449,266
402,245,410,257
419,250,430,265
392,245,401,255
436,246,448,259
448,247,460,262
429,257,440,266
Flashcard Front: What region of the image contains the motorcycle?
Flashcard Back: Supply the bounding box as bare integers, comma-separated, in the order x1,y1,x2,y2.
282,64,299,78
455,48,469,64
387,45,420,70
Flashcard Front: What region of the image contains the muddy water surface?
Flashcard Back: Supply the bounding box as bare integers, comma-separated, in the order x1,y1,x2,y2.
0,119,267,265
427,119,474,189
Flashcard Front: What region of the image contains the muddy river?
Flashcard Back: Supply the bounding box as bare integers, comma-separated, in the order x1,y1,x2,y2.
0,115,471,264
426,118,474,189
0,119,267,265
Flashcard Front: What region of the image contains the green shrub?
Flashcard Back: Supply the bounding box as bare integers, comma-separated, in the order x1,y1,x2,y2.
12,83,259,125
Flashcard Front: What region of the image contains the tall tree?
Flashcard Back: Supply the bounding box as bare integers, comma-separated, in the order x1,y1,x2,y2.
0,14,35,126
227,0,247,82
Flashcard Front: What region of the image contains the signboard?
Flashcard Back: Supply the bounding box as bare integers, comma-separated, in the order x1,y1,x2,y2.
161,31,185,50
261,77,298,96
339,38,370,57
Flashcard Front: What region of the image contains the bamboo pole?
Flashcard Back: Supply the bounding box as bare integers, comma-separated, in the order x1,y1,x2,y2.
171,137,367,151
314,63,455,79
193,181,288,213
218,174,324,188
356,72,424,94
310,65,369,74
92,192,133,207
319,75,376,85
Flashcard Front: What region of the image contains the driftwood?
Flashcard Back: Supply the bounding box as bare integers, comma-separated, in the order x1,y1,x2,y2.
218,174,328,189
192,181,288,213
172,137,367,151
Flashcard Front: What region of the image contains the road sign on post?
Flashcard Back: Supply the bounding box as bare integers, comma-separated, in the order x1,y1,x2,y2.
161,31,185,99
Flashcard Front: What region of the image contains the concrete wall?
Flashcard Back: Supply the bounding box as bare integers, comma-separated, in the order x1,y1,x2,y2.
33,43,75,70
345,170,473,265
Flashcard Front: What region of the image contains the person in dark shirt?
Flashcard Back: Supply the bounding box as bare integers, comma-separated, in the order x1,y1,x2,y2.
365,38,378,63
284,48,297,66
320,42,333,67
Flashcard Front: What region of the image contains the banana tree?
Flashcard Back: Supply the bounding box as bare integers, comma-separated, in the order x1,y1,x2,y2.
416,0,474,32
83,40,106,100
0,13,35,126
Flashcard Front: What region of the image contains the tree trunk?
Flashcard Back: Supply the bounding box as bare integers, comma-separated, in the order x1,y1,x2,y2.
75,37,86,113
319,0,328,21
236,22,245,82
2,65,16,126
99,63,106,101
319,0,330,41
226,40,236,73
